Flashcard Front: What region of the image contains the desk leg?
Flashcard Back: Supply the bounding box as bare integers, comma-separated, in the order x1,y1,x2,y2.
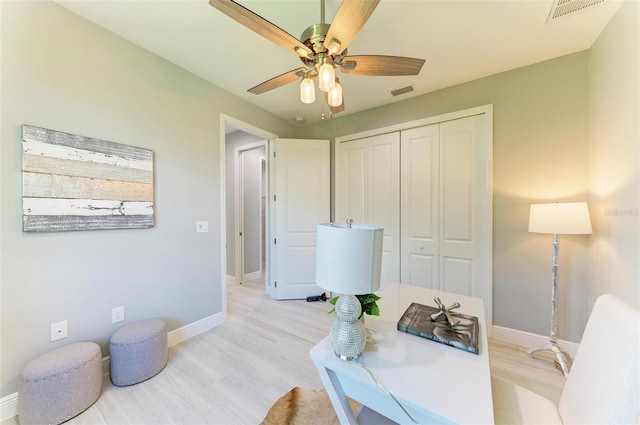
314,362,360,425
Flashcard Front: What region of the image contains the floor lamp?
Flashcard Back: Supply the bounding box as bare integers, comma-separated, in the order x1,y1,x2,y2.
527,202,592,377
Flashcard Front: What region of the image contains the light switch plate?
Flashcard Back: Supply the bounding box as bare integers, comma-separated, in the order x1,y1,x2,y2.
196,221,209,233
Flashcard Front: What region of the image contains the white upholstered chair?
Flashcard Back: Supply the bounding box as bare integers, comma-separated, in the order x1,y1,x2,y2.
492,294,639,424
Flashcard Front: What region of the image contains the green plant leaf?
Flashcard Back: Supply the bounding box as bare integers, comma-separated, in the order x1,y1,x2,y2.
328,296,338,314
328,293,381,316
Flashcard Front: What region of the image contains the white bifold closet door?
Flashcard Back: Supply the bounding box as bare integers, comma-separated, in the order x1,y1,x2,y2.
401,114,488,298
336,108,492,327
336,132,400,290
400,124,439,288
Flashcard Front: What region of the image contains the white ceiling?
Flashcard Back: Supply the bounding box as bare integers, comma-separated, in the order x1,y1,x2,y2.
55,0,622,127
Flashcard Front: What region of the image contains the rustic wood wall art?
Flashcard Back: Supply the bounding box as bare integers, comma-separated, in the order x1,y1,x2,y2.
22,125,154,232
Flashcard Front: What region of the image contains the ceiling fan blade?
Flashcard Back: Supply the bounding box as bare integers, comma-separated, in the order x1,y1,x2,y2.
209,0,313,57
323,0,380,56
339,55,425,76
248,67,307,94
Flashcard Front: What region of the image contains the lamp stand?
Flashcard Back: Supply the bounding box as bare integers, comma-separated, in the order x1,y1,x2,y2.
527,233,572,377
329,295,366,361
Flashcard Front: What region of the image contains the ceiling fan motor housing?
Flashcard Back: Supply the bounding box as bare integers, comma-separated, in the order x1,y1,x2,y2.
300,23,338,69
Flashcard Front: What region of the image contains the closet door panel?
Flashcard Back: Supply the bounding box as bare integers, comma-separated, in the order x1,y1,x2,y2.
407,254,437,289
400,125,439,288
439,115,486,297
442,132,472,243
442,257,473,295
368,133,400,289
338,139,368,223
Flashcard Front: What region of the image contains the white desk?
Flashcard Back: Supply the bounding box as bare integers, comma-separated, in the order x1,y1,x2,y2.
310,283,494,424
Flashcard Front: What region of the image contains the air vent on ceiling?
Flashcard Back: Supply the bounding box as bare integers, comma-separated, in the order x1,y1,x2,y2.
390,85,415,97
547,0,605,22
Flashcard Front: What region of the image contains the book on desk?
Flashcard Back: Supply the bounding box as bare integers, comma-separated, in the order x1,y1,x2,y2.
397,302,480,354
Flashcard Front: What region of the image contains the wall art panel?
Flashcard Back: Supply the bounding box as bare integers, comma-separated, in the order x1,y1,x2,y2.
22,125,154,232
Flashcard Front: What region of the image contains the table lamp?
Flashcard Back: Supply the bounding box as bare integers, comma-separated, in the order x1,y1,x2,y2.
316,220,383,360
527,202,592,376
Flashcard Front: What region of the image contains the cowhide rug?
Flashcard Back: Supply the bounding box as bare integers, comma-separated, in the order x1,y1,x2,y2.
261,387,361,425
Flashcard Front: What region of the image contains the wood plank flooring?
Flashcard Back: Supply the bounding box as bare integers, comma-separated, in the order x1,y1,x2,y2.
5,278,565,424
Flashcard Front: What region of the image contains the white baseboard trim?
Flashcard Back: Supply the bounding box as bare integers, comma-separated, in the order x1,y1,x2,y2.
167,311,225,347
0,311,225,422
0,393,18,423
226,274,236,285
242,271,261,282
492,325,579,357
102,356,111,377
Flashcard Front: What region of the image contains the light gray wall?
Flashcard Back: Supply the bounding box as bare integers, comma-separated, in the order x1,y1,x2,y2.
588,1,639,309
224,131,264,277
300,52,592,342
0,1,296,396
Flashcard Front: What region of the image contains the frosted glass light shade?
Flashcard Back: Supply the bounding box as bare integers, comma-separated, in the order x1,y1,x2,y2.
318,63,335,92
328,81,342,107
315,222,383,295
300,76,315,104
529,202,593,234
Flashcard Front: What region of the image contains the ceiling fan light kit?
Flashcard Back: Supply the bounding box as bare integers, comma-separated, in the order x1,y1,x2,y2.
318,61,336,93
300,75,316,104
209,0,425,115
328,80,343,107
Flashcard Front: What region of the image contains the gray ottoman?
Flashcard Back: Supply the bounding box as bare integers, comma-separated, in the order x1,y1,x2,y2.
18,342,102,425
109,318,167,386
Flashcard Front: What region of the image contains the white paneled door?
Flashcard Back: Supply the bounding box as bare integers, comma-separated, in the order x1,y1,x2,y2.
401,114,490,299
336,132,400,290
368,134,400,289
439,115,488,298
270,138,330,300
400,124,439,288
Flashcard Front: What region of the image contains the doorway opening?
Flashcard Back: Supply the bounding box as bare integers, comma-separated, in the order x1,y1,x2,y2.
235,143,266,284
221,115,277,301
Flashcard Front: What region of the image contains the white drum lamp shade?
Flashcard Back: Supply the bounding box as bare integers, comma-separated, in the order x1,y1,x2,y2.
316,223,383,295
315,222,383,360
529,202,593,235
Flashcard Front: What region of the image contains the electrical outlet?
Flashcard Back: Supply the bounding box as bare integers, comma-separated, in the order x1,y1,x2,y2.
196,221,209,233
112,306,125,324
51,321,68,342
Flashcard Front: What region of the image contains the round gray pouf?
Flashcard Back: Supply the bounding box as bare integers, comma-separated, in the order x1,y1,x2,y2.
109,318,167,386
18,342,102,425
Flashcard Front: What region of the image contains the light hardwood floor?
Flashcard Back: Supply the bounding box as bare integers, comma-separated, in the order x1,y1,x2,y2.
6,279,565,424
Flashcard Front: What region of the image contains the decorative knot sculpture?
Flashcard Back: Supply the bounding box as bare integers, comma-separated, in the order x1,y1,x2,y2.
430,297,461,328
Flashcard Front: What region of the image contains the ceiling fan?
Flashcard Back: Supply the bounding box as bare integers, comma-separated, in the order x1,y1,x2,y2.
209,0,425,115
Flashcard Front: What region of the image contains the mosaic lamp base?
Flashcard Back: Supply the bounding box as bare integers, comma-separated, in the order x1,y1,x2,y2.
329,294,366,361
